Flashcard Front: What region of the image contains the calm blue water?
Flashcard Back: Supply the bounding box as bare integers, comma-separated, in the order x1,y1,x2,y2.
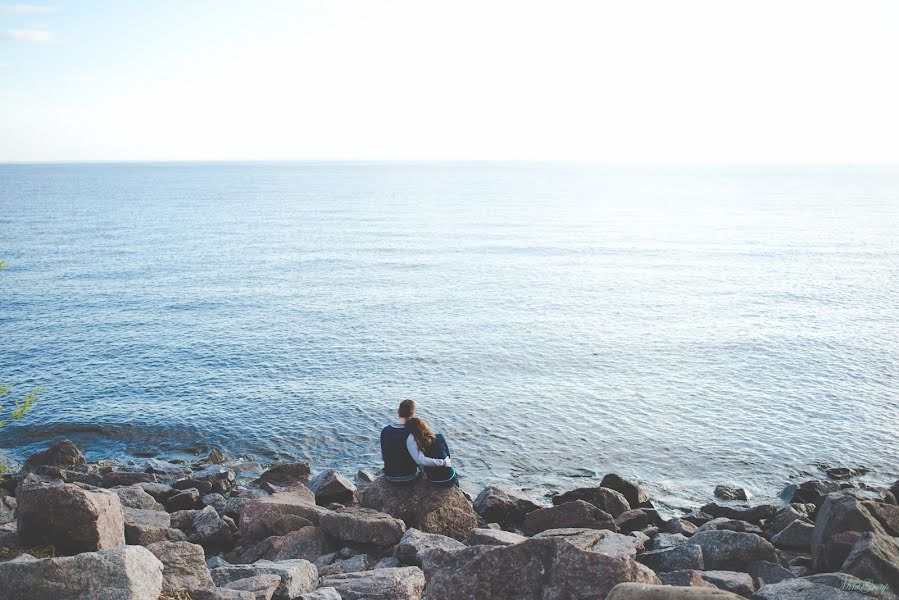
1,162,898,508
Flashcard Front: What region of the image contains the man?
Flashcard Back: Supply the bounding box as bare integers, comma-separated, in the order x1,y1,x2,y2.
380,399,451,483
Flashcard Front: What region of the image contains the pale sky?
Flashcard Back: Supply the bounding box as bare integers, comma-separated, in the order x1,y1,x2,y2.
1,0,899,163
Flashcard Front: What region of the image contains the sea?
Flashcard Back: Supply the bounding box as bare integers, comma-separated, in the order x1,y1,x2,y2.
1,161,897,509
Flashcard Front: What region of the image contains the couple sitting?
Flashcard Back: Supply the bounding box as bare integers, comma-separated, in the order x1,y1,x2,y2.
379,399,458,486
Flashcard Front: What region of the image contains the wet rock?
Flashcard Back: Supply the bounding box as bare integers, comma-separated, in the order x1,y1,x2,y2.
146,540,215,592
770,519,813,550
193,505,233,547
617,509,651,533
601,474,651,508
145,459,193,478
422,537,660,599
17,481,125,554
714,485,752,501
237,490,326,539
228,526,334,563
24,439,85,470
167,488,203,511
744,560,795,587
687,530,778,570
522,500,617,536
359,475,477,542
356,470,375,484
790,480,841,506
638,543,705,571
700,503,777,526
658,570,720,588
114,485,165,511
663,518,699,536
124,507,172,545
472,486,540,528
683,510,715,526
553,486,631,517
607,583,745,599
396,528,466,565
222,574,282,600
318,553,374,576
308,469,357,506
103,470,158,487
0,545,163,600
206,447,228,465
320,506,406,547
825,466,868,480
193,465,237,494
841,530,899,593
255,462,312,487
750,578,862,599
699,570,755,596
211,559,318,600
321,566,425,600
810,491,887,572
468,527,527,546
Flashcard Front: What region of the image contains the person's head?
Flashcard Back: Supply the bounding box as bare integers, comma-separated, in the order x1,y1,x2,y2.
397,399,416,421
407,416,436,451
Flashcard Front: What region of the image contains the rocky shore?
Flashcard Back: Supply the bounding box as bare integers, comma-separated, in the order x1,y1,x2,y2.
0,440,897,600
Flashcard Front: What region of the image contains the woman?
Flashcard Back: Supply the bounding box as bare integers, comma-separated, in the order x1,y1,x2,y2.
406,416,458,486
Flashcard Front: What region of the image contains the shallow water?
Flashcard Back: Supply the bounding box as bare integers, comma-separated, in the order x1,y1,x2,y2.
1,162,897,508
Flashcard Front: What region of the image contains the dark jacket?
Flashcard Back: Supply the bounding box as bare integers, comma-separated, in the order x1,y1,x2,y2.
422,433,456,484
380,424,418,481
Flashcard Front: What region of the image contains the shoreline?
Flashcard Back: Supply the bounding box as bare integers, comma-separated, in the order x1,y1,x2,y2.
1,439,898,599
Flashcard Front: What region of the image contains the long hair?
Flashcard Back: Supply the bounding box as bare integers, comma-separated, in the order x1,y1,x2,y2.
407,416,436,451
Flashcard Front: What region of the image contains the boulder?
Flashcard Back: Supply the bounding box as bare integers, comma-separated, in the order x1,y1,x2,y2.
696,518,762,535
607,583,745,599
320,506,406,547
825,466,867,480
770,519,813,550
638,544,705,572
700,503,777,526
861,501,899,536
227,526,334,563
146,540,215,592
192,589,255,600
601,474,650,508
687,530,778,570
683,511,715,526
468,527,527,546
810,491,887,572
421,537,660,599
617,509,651,533
256,462,311,487
662,518,699,536
299,588,342,600
396,528,466,565
321,566,425,600
790,480,842,506
205,447,228,465
103,471,158,487
535,527,640,558
145,459,193,478
24,440,85,470
750,578,863,599
522,500,617,536
815,530,862,573
841,531,899,593
308,469,357,506
16,481,126,554
0,545,163,600
171,509,201,530
167,488,203,511
211,559,318,600
805,572,899,599
658,570,720,588
763,506,811,538
222,574,282,600
714,485,752,501
115,485,166,511
193,465,237,494
193,505,233,547
359,475,477,541
123,507,172,545
699,570,755,596
652,532,690,549
238,490,327,539
375,556,402,568
318,553,374,576
472,486,540,528
174,478,214,495
744,560,795,587
553,486,631,517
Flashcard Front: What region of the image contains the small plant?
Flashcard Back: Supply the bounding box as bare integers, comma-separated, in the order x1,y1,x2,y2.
0,260,6,270
0,385,44,473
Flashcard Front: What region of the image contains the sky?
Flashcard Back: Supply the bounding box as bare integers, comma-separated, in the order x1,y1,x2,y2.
1,0,899,163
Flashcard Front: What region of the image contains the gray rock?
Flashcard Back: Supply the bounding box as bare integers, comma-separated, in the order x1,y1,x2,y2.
552,486,631,517
468,527,528,546
321,566,426,600
320,506,406,547
687,530,778,570
138,482,178,504
534,527,640,558
662,518,699,536
696,518,762,535
255,462,312,487
375,556,402,568
790,480,842,505
699,570,755,596
205,447,229,465
228,526,334,563
223,574,282,600
25,440,86,470
700,503,777,526
146,540,215,592
601,474,650,508
203,492,228,512
658,570,720,588
211,559,318,600
308,469,357,506
396,527,466,565
124,507,172,545
472,486,541,528
192,465,237,494
0,545,163,600
103,471,158,487
638,543,705,572
238,488,326,539
811,491,887,572
300,588,342,600
115,485,166,511
862,500,899,536
193,505,233,546
653,532,690,549
168,488,203,511
16,481,126,554
607,583,745,598
207,555,230,569
191,589,255,600
745,560,795,587
751,578,863,599
318,553,374,577
522,499,617,535
770,519,813,550
840,530,899,593
714,485,752,501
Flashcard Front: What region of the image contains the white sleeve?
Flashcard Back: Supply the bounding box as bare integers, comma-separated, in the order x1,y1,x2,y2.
406,434,446,467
